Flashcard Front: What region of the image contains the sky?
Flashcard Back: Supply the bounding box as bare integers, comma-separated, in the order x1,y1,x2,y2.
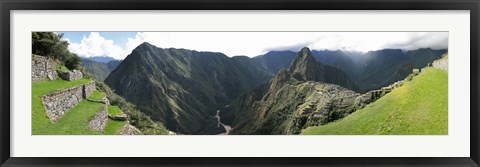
59,32,448,60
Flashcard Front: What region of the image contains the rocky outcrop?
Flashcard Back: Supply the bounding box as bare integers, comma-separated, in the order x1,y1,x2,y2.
120,122,143,135
42,82,96,122
32,55,57,81
59,70,83,81
89,105,108,131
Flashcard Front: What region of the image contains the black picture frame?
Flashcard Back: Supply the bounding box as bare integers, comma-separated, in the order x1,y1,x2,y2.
1,0,479,166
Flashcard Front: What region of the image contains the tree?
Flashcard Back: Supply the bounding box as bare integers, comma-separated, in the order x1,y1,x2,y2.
32,32,80,70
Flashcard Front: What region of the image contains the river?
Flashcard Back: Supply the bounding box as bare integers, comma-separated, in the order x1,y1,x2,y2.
214,110,232,135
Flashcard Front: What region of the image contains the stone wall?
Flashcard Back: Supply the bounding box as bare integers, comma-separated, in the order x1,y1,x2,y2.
32,55,57,81
42,82,96,122
42,85,83,122
433,58,448,71
59,70,83,81
83,82,96,98
89,105,108,131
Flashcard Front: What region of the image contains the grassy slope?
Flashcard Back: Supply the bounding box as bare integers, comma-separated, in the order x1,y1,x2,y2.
32,78,98,134
302,68,448,135
107,105,124,116
104,120,127,135
88,91,105,101
32,78,125,135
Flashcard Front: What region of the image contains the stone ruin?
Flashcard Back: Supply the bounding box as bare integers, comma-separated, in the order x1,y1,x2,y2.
32,55,57,81
433,57,448,71
42,82,96,122
59,69,83,81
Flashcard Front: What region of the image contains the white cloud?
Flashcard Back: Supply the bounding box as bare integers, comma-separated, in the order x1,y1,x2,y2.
67,32,124,59
66,32,449,59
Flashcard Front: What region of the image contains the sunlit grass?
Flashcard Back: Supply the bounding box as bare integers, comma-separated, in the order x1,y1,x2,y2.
107,105,124,116
32,78,98,135
88,91,105,101
103,119,127,135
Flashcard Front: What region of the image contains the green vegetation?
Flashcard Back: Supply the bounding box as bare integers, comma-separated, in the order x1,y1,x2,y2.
88,91,105,101
33,100,103,135
104,120,127,135
302,67,448,135
95,81,170,135
32,32,81,70
32,79,126,135
108,105,124,116
55,64,70,73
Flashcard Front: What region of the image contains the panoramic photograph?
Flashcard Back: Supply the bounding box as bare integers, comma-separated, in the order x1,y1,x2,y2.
31,32,448,135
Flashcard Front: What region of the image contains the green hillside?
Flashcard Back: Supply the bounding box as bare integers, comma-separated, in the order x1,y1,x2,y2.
302,67,448,135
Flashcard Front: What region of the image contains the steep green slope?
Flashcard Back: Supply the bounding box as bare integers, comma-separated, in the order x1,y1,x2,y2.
105,42,273,134
81,59,110,81
302,67,447,135
81,59,122,81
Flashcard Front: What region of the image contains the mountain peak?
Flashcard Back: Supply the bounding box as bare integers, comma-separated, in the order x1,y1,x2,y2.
288,47,321,81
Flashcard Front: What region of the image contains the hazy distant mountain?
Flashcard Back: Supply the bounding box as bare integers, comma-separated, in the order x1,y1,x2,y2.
104,42,273,134
311,50,360,81
85,56,117,63
81,59,122,81
253,51,297,74
356,48,446,92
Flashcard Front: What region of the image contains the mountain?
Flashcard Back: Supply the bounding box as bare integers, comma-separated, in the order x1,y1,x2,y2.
81,59,123,81
221,47,365,135
106,60,122,71
356,48,446,92
85,56,117,63
104,42,273,134
289,48,357,90
311,50,360,80
405,48,447,68
81,59,111,81
253,51,297,74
